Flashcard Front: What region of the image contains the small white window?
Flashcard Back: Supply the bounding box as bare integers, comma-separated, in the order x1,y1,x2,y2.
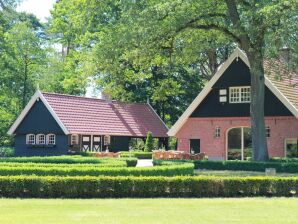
219,96,227,103
47,134,56,145
71,134,79,145
26,134,35,145
266,127,270,138
36,134,46,144
229,86,251,103
219,89,227,95
214,127,221,138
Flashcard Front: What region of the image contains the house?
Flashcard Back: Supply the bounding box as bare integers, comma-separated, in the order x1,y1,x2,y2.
8,91,168,156
168,48,298,160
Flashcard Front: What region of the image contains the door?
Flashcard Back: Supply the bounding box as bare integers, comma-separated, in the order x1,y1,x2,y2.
82,135,91,151
190,139,200,154
92,136,101,151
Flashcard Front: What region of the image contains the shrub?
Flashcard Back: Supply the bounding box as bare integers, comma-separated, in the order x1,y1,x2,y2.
120,151,152,159
144,132,154,152
0,163,194,177
0,156,134,165
125,158,138,167
0,175,297,198
0,147,14,157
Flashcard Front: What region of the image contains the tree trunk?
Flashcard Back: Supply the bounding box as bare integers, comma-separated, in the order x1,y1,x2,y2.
247,49,268,161
22,59,28,109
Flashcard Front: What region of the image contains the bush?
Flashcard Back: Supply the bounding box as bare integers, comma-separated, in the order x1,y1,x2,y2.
0,163,194,177
125,158,138,167
270,157,298,163
193,160,298,173
144,131,154,152
0,147,14,157
0,175,297,198
0,156,134,165
120,151,152,159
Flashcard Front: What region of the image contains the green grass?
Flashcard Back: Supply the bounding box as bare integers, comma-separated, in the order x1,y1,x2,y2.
0,198,297,224
195,169,298,177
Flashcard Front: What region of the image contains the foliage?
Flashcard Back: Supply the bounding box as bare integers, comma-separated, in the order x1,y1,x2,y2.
144,132,154,152
120,151,152,159
0,147,14,157
128,138,145,151
0,163,193,177
0,175,297,198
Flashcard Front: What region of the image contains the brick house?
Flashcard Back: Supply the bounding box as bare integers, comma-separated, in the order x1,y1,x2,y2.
168,48,298,160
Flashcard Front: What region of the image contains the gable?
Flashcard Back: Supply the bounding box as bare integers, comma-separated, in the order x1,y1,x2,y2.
190,58,293,117
168,48,298,136
15,100,65,135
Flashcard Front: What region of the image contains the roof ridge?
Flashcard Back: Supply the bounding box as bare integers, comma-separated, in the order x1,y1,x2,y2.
41,91,149,106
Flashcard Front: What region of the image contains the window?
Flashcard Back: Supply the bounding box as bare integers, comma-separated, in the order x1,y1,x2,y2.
104,135,111,145
285,139,298,158
36,134,46,144
229,86,251,103
71,134,79,145
266,127,270,138
219,89,227,103
26,134,35,145
214,127,221,138
47,134,56,145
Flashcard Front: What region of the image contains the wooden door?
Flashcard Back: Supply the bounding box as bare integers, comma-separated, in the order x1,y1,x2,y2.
92,136,101,151
82,135,91,151
190,139,200,154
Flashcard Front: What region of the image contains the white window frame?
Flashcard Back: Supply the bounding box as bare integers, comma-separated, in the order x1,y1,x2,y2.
36,134,46,145
71,134,79,145
26,134,35,145
214,127,221,138
46,134,56,145
229,86,251,103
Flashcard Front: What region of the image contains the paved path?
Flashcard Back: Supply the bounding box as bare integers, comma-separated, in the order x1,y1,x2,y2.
136,159,153,167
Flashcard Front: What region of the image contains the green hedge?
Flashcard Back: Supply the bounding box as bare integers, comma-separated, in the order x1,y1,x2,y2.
193,160,298,173
0,163,194,177
269,157,298,163
0,156,137,167
120,151,152,159
0,175,297,198
0,162,127,168
153,159,298,173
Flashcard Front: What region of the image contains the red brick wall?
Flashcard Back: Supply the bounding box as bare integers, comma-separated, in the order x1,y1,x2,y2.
176,116,298,160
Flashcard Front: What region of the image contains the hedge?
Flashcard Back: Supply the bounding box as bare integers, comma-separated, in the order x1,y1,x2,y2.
153,159,298,173
270,157,298,163
0,163,194,177
0,175,297,198
120,151,152,159
0,156,137,167
193,160,298,173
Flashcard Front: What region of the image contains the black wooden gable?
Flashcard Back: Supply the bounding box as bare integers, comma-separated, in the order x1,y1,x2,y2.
15,100,64,135
190,58,293,118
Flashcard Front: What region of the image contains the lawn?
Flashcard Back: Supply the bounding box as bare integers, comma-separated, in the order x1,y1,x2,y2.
0,198,297,224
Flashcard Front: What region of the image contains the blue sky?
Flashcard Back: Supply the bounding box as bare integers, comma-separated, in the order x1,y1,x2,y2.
17,0,56,22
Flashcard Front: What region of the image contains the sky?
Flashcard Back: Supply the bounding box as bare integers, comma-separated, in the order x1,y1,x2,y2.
17,0,56,22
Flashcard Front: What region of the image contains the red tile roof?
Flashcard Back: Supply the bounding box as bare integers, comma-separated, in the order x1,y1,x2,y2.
42,92,168,137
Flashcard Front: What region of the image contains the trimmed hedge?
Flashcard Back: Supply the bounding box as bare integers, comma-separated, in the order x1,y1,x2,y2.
0,163,194,177
270,157,298,163
120,151,152,159
0,162,127,168
154,159,298,173
0,156,137,167
193,160,298,173
0,175,297,198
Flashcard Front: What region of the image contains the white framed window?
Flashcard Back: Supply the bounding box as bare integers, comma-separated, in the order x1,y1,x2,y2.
47,134,56,145
71,134,79,145
26,134,35,145
219,89,227,103
104,135,111,145
214,127,221,138
229,86,251,103
266,127,270,138
36,134,46,144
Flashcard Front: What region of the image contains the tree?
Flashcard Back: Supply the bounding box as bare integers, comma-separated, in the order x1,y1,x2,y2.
144,132,154,152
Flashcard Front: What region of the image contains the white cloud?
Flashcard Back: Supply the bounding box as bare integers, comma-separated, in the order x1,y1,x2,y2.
17,0,56,22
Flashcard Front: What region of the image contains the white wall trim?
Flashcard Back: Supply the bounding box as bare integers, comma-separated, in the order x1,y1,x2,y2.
7,90,69,135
